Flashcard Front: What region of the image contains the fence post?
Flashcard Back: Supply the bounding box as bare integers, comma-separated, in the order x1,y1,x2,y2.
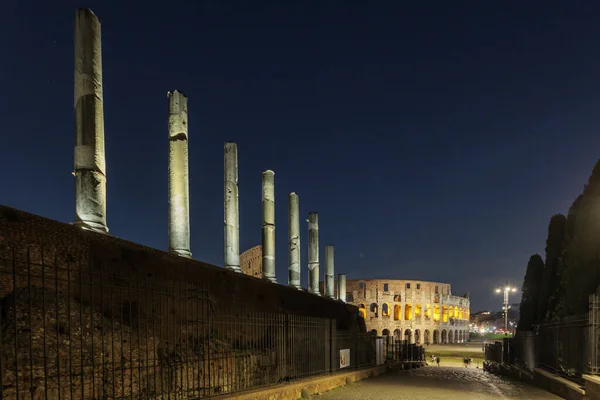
324,319,331,373
329,319,336,373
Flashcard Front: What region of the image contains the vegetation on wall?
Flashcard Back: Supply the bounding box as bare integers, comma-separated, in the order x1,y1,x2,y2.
518,161,600,330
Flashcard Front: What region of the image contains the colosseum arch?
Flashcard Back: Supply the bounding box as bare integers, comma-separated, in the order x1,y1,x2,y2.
433,305,440,322
358,304,366,319
393,329,401,340
442,305,448,322
414,329,421,344
454,306,459,319
393,304,402,320
448,330,454,343
382,302,391,317
458,330,463,342
441,329,447,344
433,329,440,344
424,304,431,319
404,329,412,342
382,328,390,336
424,329,430,345
415,304,422,318
459,307,464,319
370,303,378,317
370,329,378,336
405,303,413,320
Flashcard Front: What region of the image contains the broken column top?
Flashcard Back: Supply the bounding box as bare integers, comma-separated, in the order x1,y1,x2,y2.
167,89,187,98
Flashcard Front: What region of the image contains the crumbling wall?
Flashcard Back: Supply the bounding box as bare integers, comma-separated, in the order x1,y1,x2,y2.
0,206,364,398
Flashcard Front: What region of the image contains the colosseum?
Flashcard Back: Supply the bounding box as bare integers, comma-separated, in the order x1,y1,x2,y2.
346,279,470,344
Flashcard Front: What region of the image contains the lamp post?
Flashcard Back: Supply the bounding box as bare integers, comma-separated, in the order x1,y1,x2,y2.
495,281,517,335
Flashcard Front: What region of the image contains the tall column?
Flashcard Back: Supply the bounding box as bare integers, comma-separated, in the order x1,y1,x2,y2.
262,170,276,283
288,192,301,288
74,8,108,233
324,245,335,298
167,90,191,257
338,274,347,302
308,212,320,295
224,142,241,272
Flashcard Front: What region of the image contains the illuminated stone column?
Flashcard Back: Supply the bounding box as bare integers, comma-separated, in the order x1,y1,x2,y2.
338,274,347,302
308,212,320,295
167,90,191,257
74,8,108,233
224,142,241,272
288,192,301,288
262,170,276,283
324,245,335,298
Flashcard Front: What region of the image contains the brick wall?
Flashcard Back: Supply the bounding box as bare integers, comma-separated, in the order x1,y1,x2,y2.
240,244,262,278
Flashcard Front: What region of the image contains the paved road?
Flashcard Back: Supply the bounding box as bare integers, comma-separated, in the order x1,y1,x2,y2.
314,366,560,400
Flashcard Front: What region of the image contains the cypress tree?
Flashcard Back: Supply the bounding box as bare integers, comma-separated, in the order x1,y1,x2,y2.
518,254,544,330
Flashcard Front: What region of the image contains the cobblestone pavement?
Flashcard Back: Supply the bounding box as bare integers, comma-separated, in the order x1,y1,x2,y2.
314,366,561,400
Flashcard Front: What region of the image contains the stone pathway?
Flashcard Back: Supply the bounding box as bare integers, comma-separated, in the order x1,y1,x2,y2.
314,366,561,399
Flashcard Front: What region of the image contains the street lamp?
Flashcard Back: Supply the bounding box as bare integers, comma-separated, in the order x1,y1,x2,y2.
495,281,517,335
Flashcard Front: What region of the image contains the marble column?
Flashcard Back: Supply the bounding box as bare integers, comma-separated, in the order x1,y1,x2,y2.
262,170,276,282
338,274,347,302
308,212,320,295
74,8,108,233
288,192,301,288
224,142,241,272
324,245,335,298
167,90,191,257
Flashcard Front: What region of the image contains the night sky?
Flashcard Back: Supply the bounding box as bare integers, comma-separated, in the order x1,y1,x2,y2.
2,1,600,312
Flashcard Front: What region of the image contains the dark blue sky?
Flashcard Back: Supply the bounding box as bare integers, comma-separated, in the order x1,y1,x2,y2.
2,1,600,311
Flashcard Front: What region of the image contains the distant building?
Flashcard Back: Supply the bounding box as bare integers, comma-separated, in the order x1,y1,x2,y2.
240,245,262,278
339,278,471,344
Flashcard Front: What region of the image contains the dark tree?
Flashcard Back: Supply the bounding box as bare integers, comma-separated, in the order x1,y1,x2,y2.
562,160,600,314
537,214,567,321
518,254,544,330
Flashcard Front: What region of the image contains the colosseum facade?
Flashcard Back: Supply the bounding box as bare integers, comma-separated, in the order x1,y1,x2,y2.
239,245,262,278
346,279,470,344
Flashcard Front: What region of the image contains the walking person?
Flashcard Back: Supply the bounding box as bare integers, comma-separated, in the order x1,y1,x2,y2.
436,356,440,367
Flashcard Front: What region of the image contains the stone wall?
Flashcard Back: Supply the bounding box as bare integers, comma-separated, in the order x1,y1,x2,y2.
0,206,365,399
240,245,262,279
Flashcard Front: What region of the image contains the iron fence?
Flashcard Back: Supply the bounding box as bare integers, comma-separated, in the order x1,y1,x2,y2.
535,315,589,382
0,246,377,399
484,341,503,364
332,332,376,371
373,336,425,363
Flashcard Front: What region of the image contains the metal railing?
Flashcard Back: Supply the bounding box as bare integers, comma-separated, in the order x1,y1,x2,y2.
535,315,589,382
484,341,503,364
0,245,377,399
381,336,424,363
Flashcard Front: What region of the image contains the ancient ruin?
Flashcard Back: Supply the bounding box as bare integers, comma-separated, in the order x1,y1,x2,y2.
308,212,320,295
288,192,301,288
240,245,263,278
167,90,192,257
223,142,241,272
261,170,276,282
342,279,471,344
74,9,108,233
324,245,335,298
338,273,347,302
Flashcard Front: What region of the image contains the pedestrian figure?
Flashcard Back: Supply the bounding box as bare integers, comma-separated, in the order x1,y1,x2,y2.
468,358,473,368
463,356,469,368
436,356,440,366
